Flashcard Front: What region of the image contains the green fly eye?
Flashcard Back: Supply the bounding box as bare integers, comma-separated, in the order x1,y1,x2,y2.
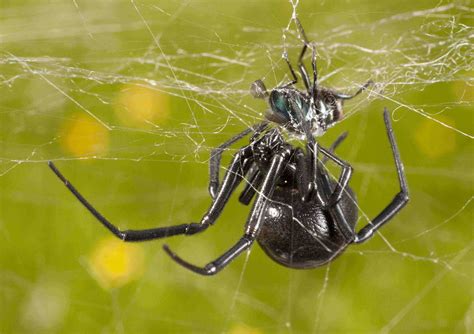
269,90,311,124
269,90,291,121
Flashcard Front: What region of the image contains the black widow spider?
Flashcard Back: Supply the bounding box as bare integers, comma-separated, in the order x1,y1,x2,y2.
48,18,409,275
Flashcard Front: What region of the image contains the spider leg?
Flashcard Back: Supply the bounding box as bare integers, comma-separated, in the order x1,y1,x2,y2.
48,144,254,242
334,80,373,100
163,146,292,275
163,236,253,276
208,122,267,199
48,161,208,241
201,146,255,226
317,165,356,241
295,136,352,206
353,108,409,243
321,131,348,164
295,141,318,202
319,146,353,207
238,164,264,205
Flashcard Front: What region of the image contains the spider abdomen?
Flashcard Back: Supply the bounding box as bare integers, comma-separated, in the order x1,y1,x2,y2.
257,185,358,269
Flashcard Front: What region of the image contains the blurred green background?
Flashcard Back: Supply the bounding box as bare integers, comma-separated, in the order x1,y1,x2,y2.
0,1,472,333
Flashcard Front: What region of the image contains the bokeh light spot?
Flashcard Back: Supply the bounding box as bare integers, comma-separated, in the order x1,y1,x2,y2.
88,237,145,289
414,115,457,159
115,84,170,128
60,113,109,157
21,279,69,331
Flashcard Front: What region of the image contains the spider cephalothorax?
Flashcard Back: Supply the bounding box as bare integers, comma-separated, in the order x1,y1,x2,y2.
48,18,408,275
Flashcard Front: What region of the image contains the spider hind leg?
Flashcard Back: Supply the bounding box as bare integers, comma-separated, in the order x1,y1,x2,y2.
353,108,409,243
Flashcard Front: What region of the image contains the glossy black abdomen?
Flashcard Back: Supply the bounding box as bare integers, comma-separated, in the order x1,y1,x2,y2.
257,185,358,269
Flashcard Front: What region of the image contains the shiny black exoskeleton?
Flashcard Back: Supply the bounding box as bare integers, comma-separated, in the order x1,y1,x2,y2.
257,180,358,269
48,18,408,275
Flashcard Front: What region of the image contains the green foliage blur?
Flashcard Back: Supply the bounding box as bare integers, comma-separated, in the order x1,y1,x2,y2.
0,1,472,333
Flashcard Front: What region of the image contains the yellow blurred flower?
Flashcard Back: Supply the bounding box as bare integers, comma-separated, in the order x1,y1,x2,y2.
88,237,145,289
228,324,263,334
115,84,170,128
414,115,456,159
60,113,109,157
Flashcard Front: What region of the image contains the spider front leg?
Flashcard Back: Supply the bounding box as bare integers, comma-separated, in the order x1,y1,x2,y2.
200,146,255,227
208,122,267,199
164,146,292,275
353,108,409,243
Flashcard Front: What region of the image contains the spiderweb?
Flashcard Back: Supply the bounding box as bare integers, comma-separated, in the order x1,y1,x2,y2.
0,1,472,333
